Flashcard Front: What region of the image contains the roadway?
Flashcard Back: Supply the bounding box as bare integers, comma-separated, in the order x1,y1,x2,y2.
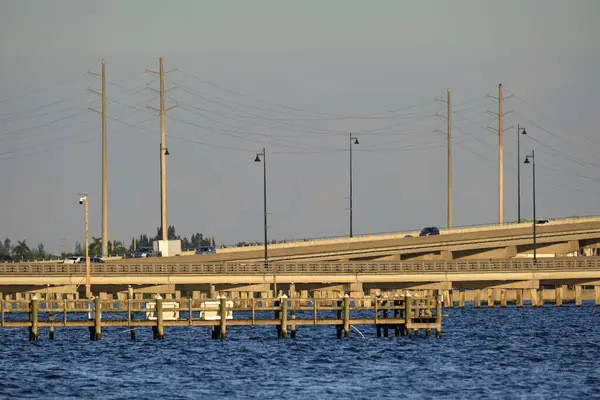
116,216,600,263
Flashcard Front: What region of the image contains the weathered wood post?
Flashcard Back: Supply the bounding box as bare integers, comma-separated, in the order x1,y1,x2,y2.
29,295,39,341
93,296,102,341
595,286,600,306
555,285,563,307
575,285,582,307
280,295,288,339
393,299,400,337
375,297,381,337
219,296,227,340
289,284,297,339
154,295,165,340
474,289,481,308
404,295,412,336
436,294,442,338
336,297,343,339
516,289,523,308
128,287,135,340
343,294,350,338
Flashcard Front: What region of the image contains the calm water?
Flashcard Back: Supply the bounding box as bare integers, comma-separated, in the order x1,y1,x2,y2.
1,304,599,399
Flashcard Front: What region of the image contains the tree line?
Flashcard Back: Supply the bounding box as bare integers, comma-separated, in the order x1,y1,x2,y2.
0,225,215,259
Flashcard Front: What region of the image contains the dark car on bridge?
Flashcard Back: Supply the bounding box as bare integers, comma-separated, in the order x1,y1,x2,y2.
0,255,12,262
419,227,440,236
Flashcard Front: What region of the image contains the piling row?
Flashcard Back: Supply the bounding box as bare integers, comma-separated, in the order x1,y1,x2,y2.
0,294,441,341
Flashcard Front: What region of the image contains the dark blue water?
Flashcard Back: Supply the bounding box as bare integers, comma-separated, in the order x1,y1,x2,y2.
1,304,599,399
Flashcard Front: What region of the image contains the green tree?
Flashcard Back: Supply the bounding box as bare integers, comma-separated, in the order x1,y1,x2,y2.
12,240,31,258
89,237,102,256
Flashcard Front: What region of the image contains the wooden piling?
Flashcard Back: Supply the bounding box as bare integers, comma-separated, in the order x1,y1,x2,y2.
343,295,350,338
280,295,288,339
405,296,412,335
289,284,296,338
575,285,582,307
538,288,544,307
92,296,102,341
595,286,600,306
29,296,39,341
219,296,227,340
458,290,465,308
154,295,164,340
474,289,481,308
516,289,523,308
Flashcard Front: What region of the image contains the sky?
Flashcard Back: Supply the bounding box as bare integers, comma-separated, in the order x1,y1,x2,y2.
1,0,599,253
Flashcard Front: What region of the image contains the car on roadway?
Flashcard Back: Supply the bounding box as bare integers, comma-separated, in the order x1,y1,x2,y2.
419,227,440,236
535,219,550,225
195,246,216,255
134,247,162,258
77,257,105,264
62,256,82,264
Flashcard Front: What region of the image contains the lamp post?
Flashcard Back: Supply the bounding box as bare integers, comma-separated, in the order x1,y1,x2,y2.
255,148,268,266
79,194,90,297
349,133,359,237
524,150,536,262
517,125,527,223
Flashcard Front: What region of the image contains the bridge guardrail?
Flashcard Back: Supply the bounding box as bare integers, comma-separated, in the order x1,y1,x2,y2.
1,258,600,274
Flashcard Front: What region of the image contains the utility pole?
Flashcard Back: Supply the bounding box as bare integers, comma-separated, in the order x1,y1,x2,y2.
498,83,504,224
88,60,108,257
487,83,513,225
63,236,67,257
435,88,452,228
133,235,137,252
146,58,177,247
349,134,359,237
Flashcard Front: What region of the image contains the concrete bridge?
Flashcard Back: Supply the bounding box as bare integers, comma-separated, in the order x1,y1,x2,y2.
2,258,600,299
128,217,600,263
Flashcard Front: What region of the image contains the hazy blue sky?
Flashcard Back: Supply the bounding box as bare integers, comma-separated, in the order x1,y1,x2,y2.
1,0,599,253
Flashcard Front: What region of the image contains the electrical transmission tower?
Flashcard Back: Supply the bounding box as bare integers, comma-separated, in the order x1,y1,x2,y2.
487,83,513,225
435,88,452,228
88,59,108,257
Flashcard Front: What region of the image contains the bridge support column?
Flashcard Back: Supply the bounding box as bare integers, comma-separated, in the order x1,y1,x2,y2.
595,286,600,306
458,290,465,308
538,289,544,307
443,290,452,308
555,285,563,307
516,289,523,308
487,289,494,308
500,289,507,308
575,286,582,307
474,289,481,308
530,289,538,307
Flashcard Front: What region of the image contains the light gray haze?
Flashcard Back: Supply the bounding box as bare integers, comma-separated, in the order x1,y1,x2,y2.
1,0,599,253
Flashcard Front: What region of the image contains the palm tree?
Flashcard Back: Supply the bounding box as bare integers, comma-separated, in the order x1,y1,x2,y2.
89,237,102,256
12,240,31,258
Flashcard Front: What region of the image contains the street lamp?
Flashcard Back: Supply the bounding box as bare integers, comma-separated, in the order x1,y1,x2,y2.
524,150,536,262
254,148,268,267
349,134,359,237
517,125,527,223
78,194,91,298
